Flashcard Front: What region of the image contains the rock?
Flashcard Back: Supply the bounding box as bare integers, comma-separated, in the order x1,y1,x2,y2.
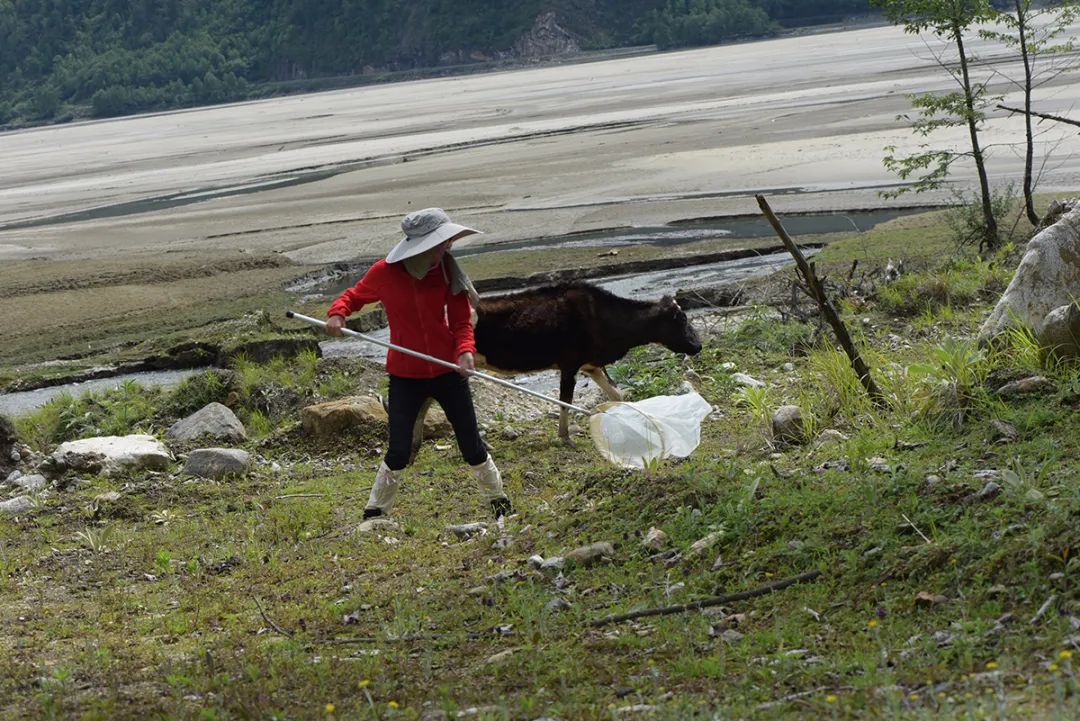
527,554,546,569
771,405,806,444
996,376,1055,398
166,403,246,444
484,648,517,665
182,448,251,480
95,491,123,504
1038,303,1080,363
514,12,579,59
539,556,566,571
979,203,1080,342
868,457,892,473
719,629,745,643
989,420,1018,443
544,597,572,614
446,522,488,540
688,530,724,558
915,591,949,608
52,435,173,476
0,495,33,515
976,481,1003,501
301,396,387,438
564,542,615,567
811,429,848,450
642,527,668,551
357,518,400,534
500,427,521,441
13,474,46,493
5,470,22,483
732,373,765,388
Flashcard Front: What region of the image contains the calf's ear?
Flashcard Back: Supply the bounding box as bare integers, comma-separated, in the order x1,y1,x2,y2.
659,295,682,312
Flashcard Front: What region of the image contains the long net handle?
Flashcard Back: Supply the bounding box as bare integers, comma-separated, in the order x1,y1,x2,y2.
286,310,590,415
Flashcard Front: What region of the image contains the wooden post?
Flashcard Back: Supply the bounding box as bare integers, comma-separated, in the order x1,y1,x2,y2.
756,195,886,407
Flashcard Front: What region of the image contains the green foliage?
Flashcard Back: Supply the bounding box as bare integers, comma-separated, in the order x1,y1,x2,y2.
873,0,1002,249
0,1,872,126
163,370,231,419
876,255,1010,316
640,0,779,50
944,185,1018,248
15,380,160,450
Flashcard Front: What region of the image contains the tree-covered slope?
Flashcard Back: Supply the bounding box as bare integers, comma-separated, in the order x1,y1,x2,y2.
0,0,870,126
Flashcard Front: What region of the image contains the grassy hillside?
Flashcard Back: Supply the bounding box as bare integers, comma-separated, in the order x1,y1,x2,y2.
1,207,1078,720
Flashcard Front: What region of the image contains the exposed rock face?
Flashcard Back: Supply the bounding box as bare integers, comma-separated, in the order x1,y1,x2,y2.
979,204,1080,342
52,435,173,475
301,396,452,440
182,448,251,480
217,337,321,366
515,12,580,59
166,403,247,444
1038,303,1080,363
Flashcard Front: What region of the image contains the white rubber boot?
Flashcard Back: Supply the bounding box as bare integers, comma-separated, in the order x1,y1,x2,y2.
365,462,400,516
471,456,513,518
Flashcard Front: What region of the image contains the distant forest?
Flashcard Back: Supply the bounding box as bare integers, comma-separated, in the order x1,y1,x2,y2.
0,1,871,126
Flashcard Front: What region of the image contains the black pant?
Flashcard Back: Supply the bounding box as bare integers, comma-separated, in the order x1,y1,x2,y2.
385,372,488,470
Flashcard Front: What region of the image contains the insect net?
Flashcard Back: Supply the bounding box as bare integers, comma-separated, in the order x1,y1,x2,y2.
588,392,713,469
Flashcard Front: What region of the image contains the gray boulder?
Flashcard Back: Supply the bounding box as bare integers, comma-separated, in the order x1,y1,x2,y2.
0,496,33,515
772,405,806,444
166,403,246,444
980,204,1080,342
53,435,173,475
13,474,47,493
182,448,251,480
1038,303,1080,363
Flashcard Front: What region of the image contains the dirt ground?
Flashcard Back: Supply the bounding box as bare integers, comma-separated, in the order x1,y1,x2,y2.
2,23,1079,366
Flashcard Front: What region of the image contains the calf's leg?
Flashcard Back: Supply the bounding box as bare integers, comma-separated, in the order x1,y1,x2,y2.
558,367,576,444
583,365,623,401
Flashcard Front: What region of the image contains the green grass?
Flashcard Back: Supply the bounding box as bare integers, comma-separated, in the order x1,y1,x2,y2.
2,205,1079,719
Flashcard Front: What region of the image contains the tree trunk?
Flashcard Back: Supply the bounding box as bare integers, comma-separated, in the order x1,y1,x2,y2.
954,22,999,251
1015,0,1039,226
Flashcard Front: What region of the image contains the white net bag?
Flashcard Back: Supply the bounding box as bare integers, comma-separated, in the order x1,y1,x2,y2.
589,392,713,469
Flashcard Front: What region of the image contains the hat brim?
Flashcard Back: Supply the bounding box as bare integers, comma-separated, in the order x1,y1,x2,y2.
385,223,482,263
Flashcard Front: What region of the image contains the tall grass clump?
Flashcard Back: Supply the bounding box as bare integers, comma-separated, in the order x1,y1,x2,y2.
15,380,159,450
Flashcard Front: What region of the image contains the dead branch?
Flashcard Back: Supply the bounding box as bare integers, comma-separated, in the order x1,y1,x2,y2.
253,595,293,637
756,195,886,407
589,570,822,627
998,104,1080,130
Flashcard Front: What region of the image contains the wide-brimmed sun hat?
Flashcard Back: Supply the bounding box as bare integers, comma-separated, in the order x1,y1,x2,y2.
385,207,482,263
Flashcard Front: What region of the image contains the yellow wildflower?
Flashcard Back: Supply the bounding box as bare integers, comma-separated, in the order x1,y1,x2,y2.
867,619,879,629
388,701,400,709
908,693,919,701
1048,663,1059,672
324,704,335,715
1059,650,1073,660
985,661,998,670
357,679,371,689
825,695,838,704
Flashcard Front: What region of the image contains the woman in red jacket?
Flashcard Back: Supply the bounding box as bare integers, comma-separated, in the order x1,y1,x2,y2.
325,208,513,519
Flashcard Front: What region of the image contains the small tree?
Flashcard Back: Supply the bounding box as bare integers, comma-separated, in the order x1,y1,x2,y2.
872,0,1001,251
983,0,1080,226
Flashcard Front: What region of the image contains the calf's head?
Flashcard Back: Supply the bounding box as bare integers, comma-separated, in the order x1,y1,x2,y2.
654,296,702,355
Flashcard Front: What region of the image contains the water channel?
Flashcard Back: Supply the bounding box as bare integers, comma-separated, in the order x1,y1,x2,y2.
0,207,929,416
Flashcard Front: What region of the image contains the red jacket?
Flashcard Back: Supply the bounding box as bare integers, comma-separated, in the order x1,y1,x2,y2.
327,259,476,378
